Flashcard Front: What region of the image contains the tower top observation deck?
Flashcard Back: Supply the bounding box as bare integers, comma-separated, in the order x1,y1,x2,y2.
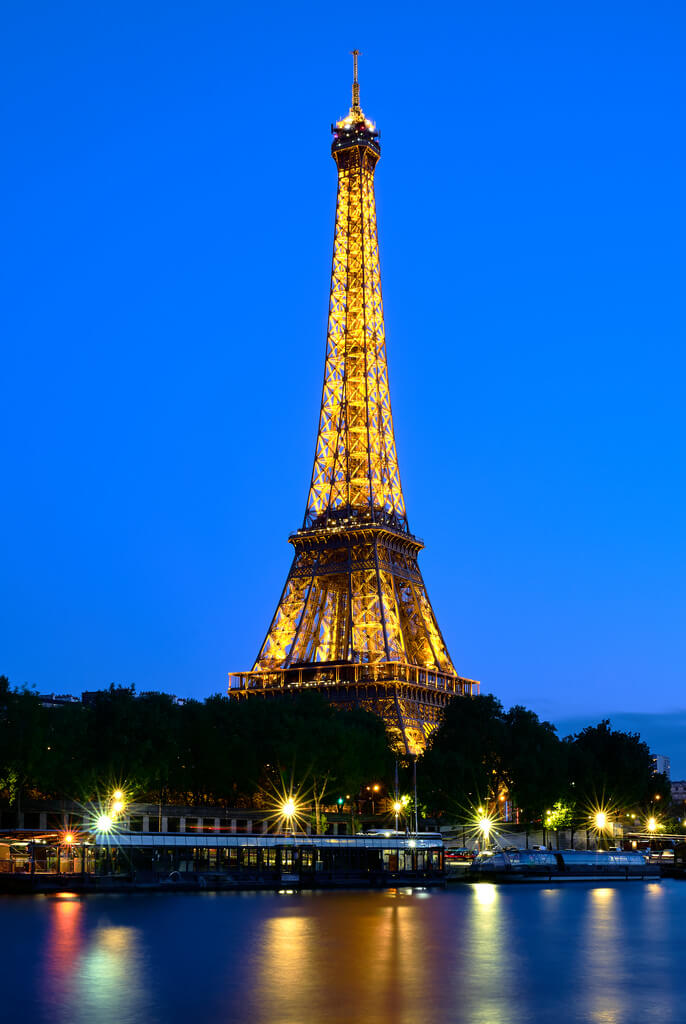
331,50,380,156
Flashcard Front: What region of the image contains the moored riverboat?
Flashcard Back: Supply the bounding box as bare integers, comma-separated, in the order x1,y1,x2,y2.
470,848,659,882
0,830,445,893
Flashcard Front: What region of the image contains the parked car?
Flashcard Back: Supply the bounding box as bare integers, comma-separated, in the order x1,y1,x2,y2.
445,848,474,862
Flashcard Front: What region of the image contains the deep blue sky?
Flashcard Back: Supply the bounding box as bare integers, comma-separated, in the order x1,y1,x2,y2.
3,3,685,769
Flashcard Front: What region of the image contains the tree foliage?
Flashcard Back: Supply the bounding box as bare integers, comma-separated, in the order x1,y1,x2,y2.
564,719,671,809
418,697,666,825
1,676,669,829
419,694,565,821
0,678,391,811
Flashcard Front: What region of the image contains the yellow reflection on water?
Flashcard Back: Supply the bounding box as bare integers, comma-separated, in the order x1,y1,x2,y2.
464,883,508,1024
473,882,497,906
81,927,138,987
251,892,437,1024
578,886,627,1024
590,886,614,905
253,911,316,1023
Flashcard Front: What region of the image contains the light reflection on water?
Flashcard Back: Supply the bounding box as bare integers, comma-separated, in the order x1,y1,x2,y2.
580,887,627,1024
2,883,683,1023
42,897,151,1024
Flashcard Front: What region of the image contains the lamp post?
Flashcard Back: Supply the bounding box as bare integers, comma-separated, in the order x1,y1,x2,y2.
647,816,658,852
478,814,492,851
393,801,402,834
594,810,610,850
59,831,75,876
111,789,126,817
282,798,296,837
94,815,114,877
413,757,419,835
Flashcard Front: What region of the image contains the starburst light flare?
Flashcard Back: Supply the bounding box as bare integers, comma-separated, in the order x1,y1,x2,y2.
261,775,311,835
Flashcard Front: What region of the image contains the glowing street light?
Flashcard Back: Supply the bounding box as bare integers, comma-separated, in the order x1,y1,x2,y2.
61,832,76,846
281,797,298,836
110,789,126,816
393,800,402,832
647,816,657,834
476,813,494,850
365,784,381,814
95,814,113,833
589,806,613,850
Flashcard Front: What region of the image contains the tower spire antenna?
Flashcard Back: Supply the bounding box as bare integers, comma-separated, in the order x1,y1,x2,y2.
351,49,361,111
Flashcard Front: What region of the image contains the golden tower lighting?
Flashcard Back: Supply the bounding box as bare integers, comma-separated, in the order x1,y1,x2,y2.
229,54,479,754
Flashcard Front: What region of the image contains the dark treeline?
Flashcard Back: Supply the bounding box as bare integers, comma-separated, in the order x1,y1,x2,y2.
0,677,671,828
0,678,391,822
419,694,672,829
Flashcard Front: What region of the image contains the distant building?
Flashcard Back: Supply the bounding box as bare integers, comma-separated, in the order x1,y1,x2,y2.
81,689,185,706
651,754,671,779
671,780,686,804
138,691,187,705
37,693,81,709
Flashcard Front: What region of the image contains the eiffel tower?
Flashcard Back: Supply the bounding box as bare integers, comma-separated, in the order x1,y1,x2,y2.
229,53,479,755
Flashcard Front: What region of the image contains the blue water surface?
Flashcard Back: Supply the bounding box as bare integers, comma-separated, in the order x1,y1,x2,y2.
1,882,682,1023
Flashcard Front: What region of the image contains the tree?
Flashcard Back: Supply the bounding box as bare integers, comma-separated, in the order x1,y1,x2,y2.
419,695,565,824
270,693,392,832
0,677,48,810
566,720,668,811
501,705,565,821
419,694,507,819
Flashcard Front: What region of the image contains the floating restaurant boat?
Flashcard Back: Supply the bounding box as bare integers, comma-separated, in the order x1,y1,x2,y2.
0,830,445,893
470,848,660,882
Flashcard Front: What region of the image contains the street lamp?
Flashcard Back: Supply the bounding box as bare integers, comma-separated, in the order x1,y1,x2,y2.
366,784,381,815
111,789,126,816
477,813,494,850
393,801,402,833
95,814,113,833
281,798,296,836
591,809,611,850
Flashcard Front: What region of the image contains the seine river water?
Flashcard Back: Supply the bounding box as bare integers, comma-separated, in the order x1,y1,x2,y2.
2,882,684,1023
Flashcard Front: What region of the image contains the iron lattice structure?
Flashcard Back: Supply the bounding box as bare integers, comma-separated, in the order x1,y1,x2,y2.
229,55,479,754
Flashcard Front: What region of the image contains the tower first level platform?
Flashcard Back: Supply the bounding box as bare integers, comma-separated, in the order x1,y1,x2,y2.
229,661,479,757
229,515,479,755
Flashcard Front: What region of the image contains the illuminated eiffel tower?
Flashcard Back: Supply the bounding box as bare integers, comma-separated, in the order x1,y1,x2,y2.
229,53,479,754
